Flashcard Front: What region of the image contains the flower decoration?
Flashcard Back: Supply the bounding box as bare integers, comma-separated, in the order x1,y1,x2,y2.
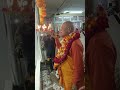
54,32,80,65
36,0,47,24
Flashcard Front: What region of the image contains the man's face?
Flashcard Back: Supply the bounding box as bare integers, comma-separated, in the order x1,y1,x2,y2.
59,23,68,37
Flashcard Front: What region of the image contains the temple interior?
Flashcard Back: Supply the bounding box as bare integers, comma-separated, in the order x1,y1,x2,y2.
0,0,120,90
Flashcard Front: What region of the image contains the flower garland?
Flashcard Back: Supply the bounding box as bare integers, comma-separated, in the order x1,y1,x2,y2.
36,0,46,25
54,32,80,64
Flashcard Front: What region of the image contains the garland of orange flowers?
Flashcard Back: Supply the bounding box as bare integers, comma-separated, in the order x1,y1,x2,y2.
36,0,46,25
54,32,80,64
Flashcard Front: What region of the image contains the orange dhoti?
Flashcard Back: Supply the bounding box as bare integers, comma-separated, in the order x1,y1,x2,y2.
55,56,74,90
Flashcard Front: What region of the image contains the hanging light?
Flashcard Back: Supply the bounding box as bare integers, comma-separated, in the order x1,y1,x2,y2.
42,24,47,31
37,25,41,29
48,23,52,30
64,11,83,14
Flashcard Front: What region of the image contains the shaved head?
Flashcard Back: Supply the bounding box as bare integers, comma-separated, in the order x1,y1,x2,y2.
62,21,74,32
59,21,74,37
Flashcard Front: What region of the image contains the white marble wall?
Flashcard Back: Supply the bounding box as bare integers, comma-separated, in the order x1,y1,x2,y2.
35,3,42,90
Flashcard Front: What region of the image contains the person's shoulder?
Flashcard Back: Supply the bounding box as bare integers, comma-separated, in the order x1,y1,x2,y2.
90,31,114,49
72,39,83,48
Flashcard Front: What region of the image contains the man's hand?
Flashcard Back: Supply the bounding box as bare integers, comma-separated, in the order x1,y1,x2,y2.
50,32,58,39
72,84,77,90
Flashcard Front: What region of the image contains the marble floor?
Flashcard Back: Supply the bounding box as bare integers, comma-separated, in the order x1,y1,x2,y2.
40,63,64,90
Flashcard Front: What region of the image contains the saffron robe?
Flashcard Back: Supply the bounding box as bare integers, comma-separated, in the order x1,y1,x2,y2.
55,38,84,90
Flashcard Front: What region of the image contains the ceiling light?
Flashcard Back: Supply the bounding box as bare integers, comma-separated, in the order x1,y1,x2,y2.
64,11,69,13
70,11,83,14
64,11,83,14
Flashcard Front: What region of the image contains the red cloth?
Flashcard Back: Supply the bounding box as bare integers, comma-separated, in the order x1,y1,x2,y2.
86,31,116,90
70,39,84,89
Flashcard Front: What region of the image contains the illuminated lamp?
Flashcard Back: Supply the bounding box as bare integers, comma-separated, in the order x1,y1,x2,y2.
64,11,83,14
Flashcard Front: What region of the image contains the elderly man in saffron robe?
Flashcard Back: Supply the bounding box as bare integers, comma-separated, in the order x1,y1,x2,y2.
85,5,117,90
53,21,85,90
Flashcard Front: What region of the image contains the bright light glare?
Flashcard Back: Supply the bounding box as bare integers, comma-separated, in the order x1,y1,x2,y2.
41,34,44,36
48,24,52,30
37,25,41,29
64,11,83,14
42,24,47,30
64,11,69,13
